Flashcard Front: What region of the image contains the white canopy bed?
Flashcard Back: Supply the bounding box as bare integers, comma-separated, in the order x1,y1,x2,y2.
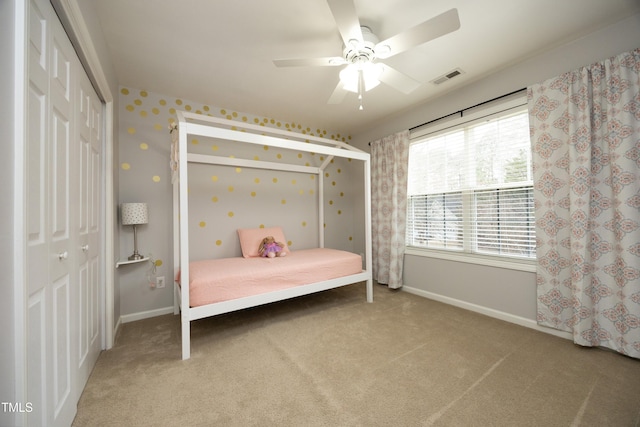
172,111,373,360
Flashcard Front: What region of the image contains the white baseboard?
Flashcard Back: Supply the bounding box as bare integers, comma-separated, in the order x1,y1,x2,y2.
401,285,573,341
120,306,175,324
112,316,122,345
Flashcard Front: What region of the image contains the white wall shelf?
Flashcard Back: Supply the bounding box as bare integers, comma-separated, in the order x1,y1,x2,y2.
115,257,150,268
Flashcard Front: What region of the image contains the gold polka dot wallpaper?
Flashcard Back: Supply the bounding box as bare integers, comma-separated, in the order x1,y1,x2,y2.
118,86,360,314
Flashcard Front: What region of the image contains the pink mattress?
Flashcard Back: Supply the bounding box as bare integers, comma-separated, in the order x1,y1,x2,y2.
179,248,363,307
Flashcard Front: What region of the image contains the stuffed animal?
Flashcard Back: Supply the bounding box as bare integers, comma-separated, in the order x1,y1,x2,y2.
258,236,287,258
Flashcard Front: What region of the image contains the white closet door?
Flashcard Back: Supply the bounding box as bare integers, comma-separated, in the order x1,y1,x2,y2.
26,1,51,424
26,0,103,425
49,14,77,426
76,70,103,393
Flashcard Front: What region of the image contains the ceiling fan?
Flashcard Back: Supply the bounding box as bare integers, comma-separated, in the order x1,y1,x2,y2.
273,0,460,109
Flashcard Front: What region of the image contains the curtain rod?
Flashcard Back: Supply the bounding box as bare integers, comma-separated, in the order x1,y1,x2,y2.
368,88,527,146
409,87,527,131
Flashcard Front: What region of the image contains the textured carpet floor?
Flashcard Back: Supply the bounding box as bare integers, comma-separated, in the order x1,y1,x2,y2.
73,283,640,426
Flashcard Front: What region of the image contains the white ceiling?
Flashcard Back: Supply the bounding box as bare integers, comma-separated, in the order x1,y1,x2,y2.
93,0,640,135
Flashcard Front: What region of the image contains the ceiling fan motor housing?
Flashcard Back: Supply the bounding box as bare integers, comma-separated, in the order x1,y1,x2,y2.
343,26,381,64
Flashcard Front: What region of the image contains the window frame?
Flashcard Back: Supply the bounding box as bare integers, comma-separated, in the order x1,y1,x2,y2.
406,94,536,272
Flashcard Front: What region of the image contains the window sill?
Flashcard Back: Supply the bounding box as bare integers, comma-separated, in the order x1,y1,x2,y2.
404,247,536,272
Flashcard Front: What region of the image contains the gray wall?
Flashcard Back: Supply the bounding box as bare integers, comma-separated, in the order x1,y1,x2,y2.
351,13,640,323
116,88,359,318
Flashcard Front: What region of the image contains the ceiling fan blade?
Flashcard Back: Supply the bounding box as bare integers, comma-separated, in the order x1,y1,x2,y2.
273,57,346,67
326,0,363,47
327,81,348,104
375,8,460,59
378,64,421,94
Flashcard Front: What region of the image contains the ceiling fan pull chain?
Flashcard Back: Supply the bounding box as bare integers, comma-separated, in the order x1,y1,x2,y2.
358,69,364,110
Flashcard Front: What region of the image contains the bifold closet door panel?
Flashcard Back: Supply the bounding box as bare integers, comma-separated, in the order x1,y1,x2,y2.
76,68,103,393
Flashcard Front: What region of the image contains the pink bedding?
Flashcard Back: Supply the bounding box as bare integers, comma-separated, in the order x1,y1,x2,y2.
180,248,363,307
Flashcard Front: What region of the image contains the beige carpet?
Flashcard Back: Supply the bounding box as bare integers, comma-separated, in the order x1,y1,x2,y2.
73,283,640,426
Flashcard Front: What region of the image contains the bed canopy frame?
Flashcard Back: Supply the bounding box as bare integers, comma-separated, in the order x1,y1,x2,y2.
172,111,373,360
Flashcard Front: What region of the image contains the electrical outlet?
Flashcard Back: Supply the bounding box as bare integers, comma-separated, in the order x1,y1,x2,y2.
156,276,165,289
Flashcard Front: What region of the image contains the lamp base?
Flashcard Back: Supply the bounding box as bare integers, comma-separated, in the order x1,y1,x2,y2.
128,223,145,261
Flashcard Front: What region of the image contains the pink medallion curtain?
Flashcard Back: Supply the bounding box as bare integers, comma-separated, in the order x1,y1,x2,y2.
528,47,640,358
370,130,410,289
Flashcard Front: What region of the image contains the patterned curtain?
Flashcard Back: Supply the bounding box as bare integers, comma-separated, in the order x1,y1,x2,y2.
370,130,410,289
528,47,640,358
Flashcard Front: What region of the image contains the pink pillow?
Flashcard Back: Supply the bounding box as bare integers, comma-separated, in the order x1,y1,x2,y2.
237,226,290,258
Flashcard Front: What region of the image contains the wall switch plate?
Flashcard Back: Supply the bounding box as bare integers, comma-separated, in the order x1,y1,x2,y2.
156,276,165,289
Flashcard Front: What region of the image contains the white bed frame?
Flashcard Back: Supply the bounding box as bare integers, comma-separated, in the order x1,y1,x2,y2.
172,111,373,360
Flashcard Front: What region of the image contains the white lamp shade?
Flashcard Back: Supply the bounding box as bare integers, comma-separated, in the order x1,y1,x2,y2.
121,203,148,225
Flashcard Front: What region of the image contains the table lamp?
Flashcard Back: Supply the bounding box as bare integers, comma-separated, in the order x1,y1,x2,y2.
121,202,148,260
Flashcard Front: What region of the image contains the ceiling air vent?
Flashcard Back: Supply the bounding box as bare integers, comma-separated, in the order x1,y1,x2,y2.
431,68,464,85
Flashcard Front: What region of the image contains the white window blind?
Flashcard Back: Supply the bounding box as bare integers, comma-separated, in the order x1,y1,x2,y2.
407,106,535,259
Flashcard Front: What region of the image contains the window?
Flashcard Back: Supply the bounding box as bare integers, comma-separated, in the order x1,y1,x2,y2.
406,102,535,261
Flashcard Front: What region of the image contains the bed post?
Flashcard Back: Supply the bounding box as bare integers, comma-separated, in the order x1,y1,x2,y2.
177,112,191,360
364,157,373,303
318,155,334,249
173,180,179,315
318,169,324,248
172,125,180,316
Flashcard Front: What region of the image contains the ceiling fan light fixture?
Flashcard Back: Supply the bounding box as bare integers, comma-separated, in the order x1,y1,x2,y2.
339,61,383,93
